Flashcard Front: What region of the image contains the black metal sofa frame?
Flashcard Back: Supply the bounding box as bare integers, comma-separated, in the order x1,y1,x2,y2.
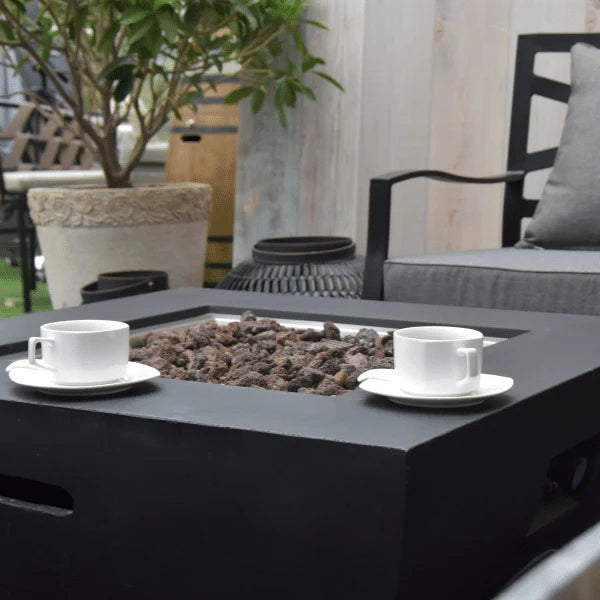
362,33,600,302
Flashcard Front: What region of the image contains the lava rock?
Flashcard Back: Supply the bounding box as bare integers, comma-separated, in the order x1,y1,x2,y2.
130,309,388,397
235,371,267,388
323,320,341,340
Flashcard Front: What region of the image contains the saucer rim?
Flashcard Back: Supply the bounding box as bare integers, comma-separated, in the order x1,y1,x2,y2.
6,360,160,392
358,372,513,406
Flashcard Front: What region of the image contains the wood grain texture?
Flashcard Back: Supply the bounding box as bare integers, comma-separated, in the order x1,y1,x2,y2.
356,0,436,257
234,0,593,264
425,0,511,253
166,81,239,235
166,82,240,283
234,0,365,264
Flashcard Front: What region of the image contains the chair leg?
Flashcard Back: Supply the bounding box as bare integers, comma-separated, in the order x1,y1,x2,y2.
17,199,31,313
29,227,37,291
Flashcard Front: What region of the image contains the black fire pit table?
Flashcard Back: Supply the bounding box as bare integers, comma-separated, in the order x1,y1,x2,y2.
1,289,600,599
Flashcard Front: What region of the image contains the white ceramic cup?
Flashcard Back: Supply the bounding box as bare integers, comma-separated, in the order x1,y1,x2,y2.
393,326,483,396
28,320,130,385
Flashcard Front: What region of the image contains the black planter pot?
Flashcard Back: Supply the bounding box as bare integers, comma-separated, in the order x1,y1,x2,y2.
81,270,169,304
217,237,363,298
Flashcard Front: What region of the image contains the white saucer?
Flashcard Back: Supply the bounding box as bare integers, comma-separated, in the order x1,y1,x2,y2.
357,369,513,407
5,360,160,397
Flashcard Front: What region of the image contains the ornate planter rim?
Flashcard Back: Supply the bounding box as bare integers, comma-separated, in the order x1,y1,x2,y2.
27,182,212,228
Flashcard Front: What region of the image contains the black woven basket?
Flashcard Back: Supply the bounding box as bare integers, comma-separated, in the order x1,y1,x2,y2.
217,237,363,298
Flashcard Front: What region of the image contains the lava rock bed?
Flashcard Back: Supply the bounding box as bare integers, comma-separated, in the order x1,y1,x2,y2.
130,311,394,396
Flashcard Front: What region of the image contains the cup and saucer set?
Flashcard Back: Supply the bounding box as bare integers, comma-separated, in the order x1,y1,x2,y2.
358,326,513,408
5,320,160,397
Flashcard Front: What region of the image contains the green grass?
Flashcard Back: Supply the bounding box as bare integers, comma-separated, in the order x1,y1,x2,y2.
0,260,53,317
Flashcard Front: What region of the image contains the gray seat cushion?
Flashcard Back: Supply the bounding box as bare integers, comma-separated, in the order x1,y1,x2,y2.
384,248,600,314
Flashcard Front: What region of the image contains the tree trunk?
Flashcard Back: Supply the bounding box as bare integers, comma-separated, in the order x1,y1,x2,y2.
104,170,134,188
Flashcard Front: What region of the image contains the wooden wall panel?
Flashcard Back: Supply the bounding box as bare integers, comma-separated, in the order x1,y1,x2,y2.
355,0,436,257
296,2,365,242
234,0,594,266
234,1,365,265
425,0,511,253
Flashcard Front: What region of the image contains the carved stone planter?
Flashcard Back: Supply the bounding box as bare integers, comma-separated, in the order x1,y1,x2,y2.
28,183,212,308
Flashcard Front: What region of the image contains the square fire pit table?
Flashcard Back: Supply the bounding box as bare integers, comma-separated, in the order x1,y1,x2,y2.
1,288,600,599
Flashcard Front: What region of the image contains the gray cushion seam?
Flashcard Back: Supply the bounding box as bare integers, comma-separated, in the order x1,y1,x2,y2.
385,262,598,276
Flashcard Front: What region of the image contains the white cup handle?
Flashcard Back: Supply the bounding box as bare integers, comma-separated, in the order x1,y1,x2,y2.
456,347,478,391
28,337,55,371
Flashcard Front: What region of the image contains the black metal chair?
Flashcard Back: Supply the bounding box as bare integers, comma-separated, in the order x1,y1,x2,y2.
362,33,600,314
0,99,93,312
0,101,40,313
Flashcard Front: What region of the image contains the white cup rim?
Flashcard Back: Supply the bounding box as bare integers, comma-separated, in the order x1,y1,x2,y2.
42,320,129,333
394,325,483,342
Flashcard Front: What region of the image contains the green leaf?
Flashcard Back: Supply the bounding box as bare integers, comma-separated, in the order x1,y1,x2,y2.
223,86,254,104
301,18,328,30
143,22,163,57
301,55,325,73
153,0,174,9
127,16,154,45
99,57,134,80
12,0,26,14
212,56,223,73
290,26,307,56
113,75,134,101
0,20,15,41
275,104,287,127
97,22,121,53
120,9,151,25
40,44,51,63
297,83,316,101
180,90,204,106
275,80,295,108
234,4,258,29
251,88,265,113
314,71,344,92
16,56,28,71
157,8,180,44
183,1,204,30
186,73,204,85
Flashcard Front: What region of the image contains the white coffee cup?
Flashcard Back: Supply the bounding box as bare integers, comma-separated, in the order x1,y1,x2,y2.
28,320,130,385
393,326,483,396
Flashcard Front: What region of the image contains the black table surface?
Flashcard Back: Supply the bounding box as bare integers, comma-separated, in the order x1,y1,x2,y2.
1,287,599,453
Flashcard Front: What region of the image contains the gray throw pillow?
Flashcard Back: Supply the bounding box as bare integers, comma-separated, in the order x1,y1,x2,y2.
517,43,600,249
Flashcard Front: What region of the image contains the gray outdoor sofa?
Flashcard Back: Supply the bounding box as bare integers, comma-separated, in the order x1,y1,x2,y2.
363,34,600,316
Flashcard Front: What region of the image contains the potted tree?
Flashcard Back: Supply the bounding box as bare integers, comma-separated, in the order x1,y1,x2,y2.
0,0,340,307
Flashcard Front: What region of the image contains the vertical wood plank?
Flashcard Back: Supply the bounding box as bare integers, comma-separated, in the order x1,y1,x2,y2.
426,0,511,253
296,2,366,241
233,100,302,265
355,0,436,257
234,1,365,265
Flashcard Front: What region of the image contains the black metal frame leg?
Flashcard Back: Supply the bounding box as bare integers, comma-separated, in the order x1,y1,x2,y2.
16,198,31,313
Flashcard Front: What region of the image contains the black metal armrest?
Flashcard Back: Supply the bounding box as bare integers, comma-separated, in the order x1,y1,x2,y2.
371,169,525,186
362,169,525,301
